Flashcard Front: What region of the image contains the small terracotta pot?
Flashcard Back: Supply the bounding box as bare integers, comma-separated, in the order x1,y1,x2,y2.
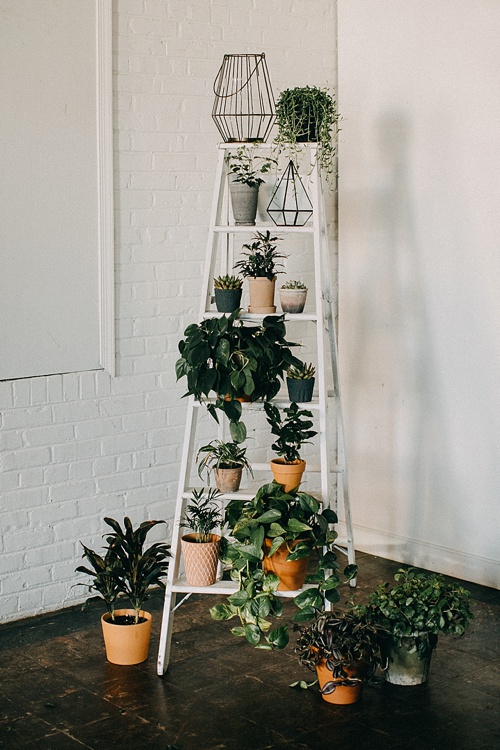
263,537,310,591
316,659,367,705
181,533,220,586
248,277,276,313
270,458,306,492
215,466,243,493
101,609,152,665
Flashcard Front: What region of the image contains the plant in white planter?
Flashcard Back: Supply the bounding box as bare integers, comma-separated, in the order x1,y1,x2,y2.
279,279,308,314
234,230,286,313
226,147,276,225
196,439,253,493
181,487,223,587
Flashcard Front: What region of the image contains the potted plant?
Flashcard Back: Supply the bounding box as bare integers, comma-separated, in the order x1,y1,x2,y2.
264,401,317,491
286,362,315,403
176,310,301,443
366,567,474,685
210,481,357,648
76,517,171,665
226,147,276,225
279,279,308,314
294,608,384,705
180,487,223,587
196,439,253,493
234,230,286,313
213,274,243,313
274,86,339,182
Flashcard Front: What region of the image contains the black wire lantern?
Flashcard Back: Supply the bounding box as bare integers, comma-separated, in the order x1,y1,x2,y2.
212,54,275,143
267,161,313,227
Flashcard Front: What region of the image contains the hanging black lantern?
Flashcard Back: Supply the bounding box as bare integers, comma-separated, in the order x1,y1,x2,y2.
267,161,313,227
212,54,275,143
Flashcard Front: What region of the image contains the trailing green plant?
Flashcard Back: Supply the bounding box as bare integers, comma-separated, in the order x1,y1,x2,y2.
274,86,339,181
181,487,223,543
226,146,276,188
287,362,315,380
209,481,357,649
196,439,253,482
234,230,287,280
365,567,474,659
175,310,301,442
76,517,171,624
264,401,317,463
281,279,307,291
214,274,242,290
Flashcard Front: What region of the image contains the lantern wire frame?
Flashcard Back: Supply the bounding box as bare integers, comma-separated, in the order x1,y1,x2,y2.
212,54,275,143
267,160,313,227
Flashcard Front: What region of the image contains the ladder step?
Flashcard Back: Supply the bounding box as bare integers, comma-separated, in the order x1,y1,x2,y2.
171,578,317,598
213,224,313,234
202,311,319,322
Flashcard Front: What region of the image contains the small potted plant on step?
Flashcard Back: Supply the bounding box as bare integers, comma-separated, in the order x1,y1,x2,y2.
181,487,223,587
294,608,385,705
196,439,253,493
264,401,317,491
365,567,474,685
286,362,315,403
76,517,171,665
226,147,276,225
213,274,243,313
279,279,308,314
234,230,286,313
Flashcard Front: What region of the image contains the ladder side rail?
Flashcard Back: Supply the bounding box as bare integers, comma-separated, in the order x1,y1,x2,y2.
198,147,228,319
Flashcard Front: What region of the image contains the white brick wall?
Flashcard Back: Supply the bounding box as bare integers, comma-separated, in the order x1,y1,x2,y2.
0,0,336,623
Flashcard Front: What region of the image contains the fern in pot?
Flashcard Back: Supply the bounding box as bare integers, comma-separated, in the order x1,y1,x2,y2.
181,487,223,587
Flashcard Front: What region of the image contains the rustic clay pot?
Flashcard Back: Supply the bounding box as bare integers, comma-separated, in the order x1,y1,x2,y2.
263,537,310,591
101,609,152,665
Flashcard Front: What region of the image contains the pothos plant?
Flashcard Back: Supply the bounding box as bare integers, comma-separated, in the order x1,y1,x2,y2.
175,310,301,442
209,481,357,649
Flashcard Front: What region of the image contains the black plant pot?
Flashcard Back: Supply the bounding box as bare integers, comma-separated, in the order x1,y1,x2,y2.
214,288,242,313
286,377,314,403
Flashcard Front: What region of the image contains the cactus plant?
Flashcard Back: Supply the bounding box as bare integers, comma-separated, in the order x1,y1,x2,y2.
287,362,316,380
214,274,243,290
281,279,307,291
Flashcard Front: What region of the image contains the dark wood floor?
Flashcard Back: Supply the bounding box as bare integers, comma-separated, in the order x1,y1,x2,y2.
1,551,499,750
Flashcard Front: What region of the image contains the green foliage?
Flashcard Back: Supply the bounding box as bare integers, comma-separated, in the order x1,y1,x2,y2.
210,481,357,649
196,439,253,482
181,487,223,543
281,279,307,290
264,401,317,463
234,231,287,280
287,362,315,380
226,146,276,188
176,310,301,441
76,517,171,624
214,274,242,290
366,567,474,659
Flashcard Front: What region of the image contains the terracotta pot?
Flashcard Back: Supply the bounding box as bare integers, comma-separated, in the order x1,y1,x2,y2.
223,394,252,403
383,636,435,685
215,466,243,493
229,180,259,225
316,659,367,705
270,458,306,492
248,277,276,314
181,533,220,586
101,609,152,665
279,288,307,314
286,377,314,403
263,537,310,591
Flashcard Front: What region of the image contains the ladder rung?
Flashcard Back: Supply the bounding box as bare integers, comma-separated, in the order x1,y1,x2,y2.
213,224,313,235
202,311,318,322
171,578,318,598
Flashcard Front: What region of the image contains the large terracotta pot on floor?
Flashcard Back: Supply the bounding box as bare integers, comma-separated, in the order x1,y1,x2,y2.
101,609,152,665
316,659,367,705
270,458,306,492
181,533,220,586
263,537,310,591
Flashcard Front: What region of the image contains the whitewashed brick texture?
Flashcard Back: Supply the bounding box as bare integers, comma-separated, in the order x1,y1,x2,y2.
0,0,335,622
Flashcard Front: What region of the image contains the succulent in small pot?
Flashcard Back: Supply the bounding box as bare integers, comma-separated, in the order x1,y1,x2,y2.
264,401,317,491
226,147,276,225
365,567,474,685
181,487,223,587
213,274,243,313
279,280,308,314
196,439,253,493
286,362,315,403
294,608,385,705
234,231,287,313
76,517,171,665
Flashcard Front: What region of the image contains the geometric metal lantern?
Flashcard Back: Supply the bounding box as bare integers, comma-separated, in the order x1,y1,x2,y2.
212,54,275,143
267,161,313,226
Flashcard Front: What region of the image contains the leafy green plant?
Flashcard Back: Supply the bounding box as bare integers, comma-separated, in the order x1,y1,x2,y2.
214,274,242,290
274,86,339,180
226,146,276,188
234,231,287,280
209,481,357,648
281,279,307,290
264,401,317,463
365,567,474,659
287,362,315,380
181,487,223,543
196,439,253,482
76,517,171,624
175,310,301,442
